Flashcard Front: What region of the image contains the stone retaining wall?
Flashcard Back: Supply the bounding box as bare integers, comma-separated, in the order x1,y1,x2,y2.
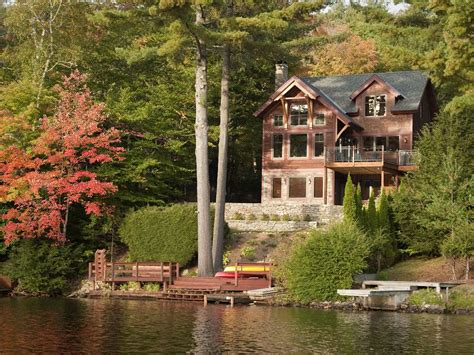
223,203,342,232
225,203,342,224
227,220,320,233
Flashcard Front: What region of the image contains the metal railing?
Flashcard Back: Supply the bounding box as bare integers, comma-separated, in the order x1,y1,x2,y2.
398,150,417,166
325,146,417,166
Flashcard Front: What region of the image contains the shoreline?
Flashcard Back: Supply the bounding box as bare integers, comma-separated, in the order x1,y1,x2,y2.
4,289,472,315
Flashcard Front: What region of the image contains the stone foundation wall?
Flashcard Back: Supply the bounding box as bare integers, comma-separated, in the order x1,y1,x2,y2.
225,203,342,224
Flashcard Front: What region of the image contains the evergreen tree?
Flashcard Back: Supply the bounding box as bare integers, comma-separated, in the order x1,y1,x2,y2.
377,189,391,234
343,174,357,224
366,189,377,235
355,183,364,227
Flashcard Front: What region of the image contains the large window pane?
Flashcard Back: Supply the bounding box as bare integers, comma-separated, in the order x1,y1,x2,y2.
289,177,306,198
272,178,282,198
290,104,308,126
363,136,375,151
376,136,386,150
290,134,307,157
388,136,399,151
314,177,323,198
273,134,283,158
314,133,324,157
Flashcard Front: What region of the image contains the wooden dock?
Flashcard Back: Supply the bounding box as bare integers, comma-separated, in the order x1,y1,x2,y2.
204,293,251,306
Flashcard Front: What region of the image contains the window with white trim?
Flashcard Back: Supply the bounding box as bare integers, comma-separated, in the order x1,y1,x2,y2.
314,133,324,157
365,95,386,116
313,113,325,125
289,177,306,198
273,114,283,127
290,104,308,126
290,134,307,158
272,134,283,158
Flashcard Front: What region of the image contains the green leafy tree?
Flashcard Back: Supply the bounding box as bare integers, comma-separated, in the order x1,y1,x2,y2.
393,93,473,279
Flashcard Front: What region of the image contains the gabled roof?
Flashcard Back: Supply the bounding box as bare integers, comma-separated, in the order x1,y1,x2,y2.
254,76,359,128
349,74,404,100
301,71,429,114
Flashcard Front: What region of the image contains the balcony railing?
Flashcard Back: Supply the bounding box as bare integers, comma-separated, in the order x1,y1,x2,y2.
325,146,416,166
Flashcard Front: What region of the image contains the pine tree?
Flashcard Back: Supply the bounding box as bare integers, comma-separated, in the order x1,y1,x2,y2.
355,183,364,228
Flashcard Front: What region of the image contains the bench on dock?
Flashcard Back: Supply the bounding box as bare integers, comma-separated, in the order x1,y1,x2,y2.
88,250,179,290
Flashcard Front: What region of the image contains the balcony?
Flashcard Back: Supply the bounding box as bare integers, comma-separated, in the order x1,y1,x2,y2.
325,146,416,174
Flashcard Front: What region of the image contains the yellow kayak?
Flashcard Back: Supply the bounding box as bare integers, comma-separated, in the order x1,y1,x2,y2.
224,265,271,273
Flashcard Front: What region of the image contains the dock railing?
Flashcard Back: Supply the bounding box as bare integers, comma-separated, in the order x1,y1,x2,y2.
88,260,180,289
232,262,272,288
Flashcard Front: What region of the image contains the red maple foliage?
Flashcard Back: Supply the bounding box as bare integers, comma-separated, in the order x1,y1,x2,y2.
0,71,124,244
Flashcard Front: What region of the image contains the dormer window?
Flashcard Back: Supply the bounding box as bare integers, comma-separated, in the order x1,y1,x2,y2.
365,95,386,117
290,104,308,126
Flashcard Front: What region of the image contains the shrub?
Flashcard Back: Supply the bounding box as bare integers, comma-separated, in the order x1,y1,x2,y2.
120,204,207,266
261,214,270,221
448,285,474,310
282,214,290,221
303,214,312,222
270,214,280,221
119,281,141,291
290,215,300,222
247,214,257,221
143,283,161,292
6,239,85,295
279,221,369,303
240,246,257,261
408,289,444,306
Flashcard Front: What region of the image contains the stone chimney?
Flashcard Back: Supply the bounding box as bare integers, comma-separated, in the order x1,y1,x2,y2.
275,62,288,89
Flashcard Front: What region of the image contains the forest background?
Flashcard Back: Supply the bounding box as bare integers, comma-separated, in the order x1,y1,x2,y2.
0,0,472,294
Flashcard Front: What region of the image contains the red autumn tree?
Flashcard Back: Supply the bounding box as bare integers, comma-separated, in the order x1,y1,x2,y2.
0,71,124,245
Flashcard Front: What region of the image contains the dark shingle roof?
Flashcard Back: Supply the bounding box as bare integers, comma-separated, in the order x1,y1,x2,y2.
301,71,428,113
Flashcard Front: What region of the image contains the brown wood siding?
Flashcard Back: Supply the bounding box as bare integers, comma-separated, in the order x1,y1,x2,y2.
352,81,414,150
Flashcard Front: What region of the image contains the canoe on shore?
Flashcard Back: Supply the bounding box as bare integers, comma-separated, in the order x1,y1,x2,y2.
223,265,271,273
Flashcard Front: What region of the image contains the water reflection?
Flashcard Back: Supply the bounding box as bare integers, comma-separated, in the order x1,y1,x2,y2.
0,298,473,353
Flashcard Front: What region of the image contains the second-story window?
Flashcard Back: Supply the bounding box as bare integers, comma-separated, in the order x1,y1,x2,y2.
290,104,308,126
365,95,386,117
272,134,283,158
273,114,283,127
314,133,324,157
313,113,325,125
290,134,307,158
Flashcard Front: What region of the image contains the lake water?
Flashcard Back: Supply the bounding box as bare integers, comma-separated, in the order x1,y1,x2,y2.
0,298,473,353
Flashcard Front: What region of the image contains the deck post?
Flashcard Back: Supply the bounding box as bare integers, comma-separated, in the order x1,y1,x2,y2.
204,294,208,306
169,262,172,284
160,262,164,282
381,170,385,191
230,296,234,307
176,263,180,281
234,262,238,287
136,262,139,281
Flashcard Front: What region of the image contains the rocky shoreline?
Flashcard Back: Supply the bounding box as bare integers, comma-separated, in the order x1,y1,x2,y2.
265,295,474,315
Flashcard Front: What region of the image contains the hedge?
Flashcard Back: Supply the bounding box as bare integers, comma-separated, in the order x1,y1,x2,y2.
119,204,214,266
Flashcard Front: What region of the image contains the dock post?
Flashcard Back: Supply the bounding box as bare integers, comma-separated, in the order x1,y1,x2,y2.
204,295,208,306
230,296,234,307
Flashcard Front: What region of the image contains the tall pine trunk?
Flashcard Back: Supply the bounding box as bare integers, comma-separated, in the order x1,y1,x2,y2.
212,44,230,272
195,7,213,276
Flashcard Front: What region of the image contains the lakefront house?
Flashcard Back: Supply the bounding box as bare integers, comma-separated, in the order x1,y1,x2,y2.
254,64,437,205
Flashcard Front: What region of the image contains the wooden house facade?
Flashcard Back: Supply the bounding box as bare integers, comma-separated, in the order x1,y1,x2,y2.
254,66,437,205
